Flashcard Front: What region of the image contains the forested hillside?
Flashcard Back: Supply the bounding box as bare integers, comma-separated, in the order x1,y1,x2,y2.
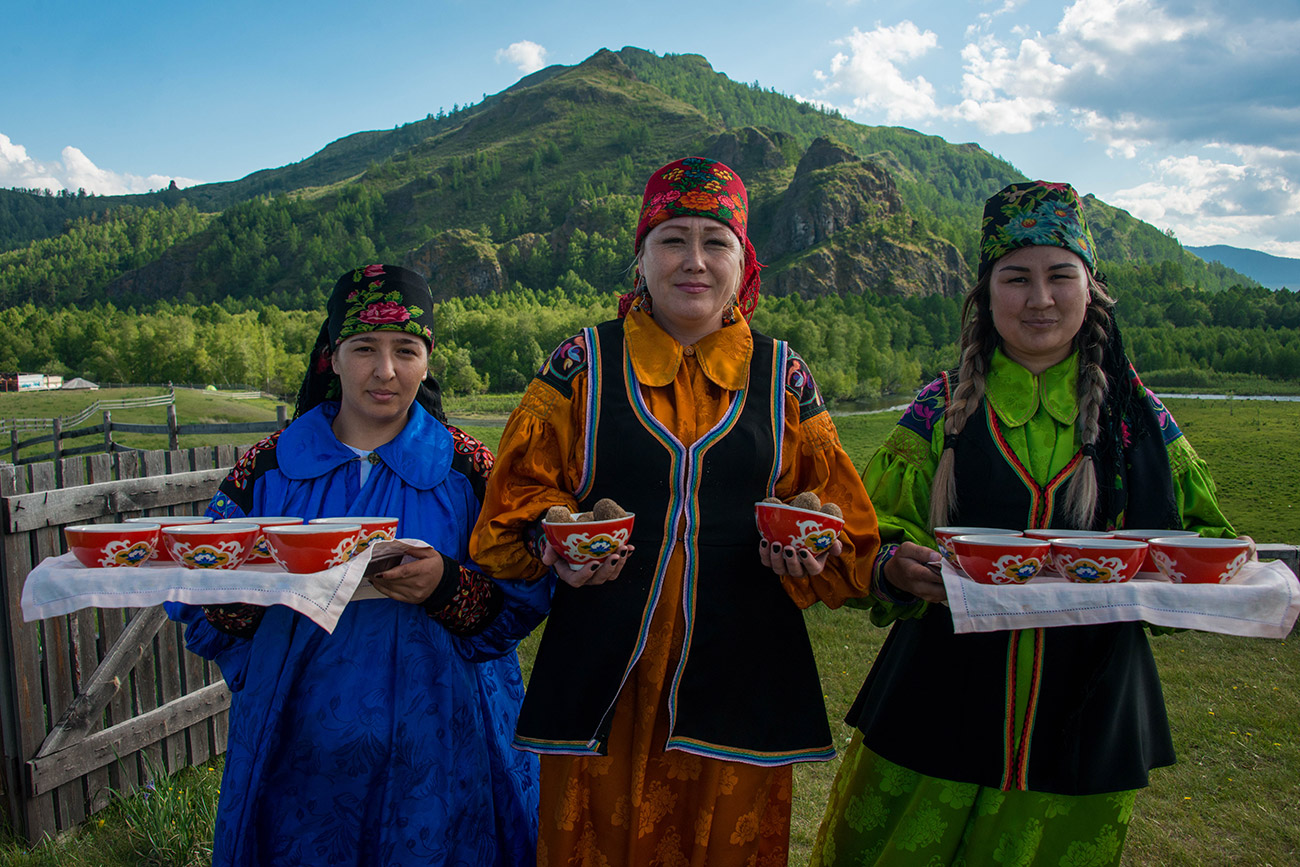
2,46,1293,399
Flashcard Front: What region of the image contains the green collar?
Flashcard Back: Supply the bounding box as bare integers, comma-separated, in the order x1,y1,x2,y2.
985,348,1079,427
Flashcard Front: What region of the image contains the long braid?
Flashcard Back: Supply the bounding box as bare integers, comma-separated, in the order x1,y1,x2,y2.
1061,278,1115,527
929,280,996,530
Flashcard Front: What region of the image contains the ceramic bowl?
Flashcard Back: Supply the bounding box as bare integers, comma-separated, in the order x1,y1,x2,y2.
1022,529,1115,569
1111,529,1200,572
754,502,844,556
541,512,635,566
1146,536,1252,584
309,516,400,555
65,522,161,568
125,515,213,561
161,523,259,569
263,524,364,573
932,526,1020,566
1051,538,1148,584
215,516,302,563
950,534,1051,585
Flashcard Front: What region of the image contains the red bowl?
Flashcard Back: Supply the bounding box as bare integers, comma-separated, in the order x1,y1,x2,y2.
125,516,213,561
933,526,1020,566
162,523,259,569
309,516,400,554
1111,529,1199,572
1051,538,1148,584
541,513,636,566
263,524,364,573
216,516,302,563
754,502,844,555
1022,529,1115,569
65,523,161,568
1147,536,1252,584
950,534,1051,585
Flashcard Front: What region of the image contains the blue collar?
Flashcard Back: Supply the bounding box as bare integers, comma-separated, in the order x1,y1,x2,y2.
277,401,452,490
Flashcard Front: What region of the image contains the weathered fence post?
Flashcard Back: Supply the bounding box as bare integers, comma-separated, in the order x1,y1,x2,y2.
276,405,287,429
166,404,179,451
102,411,112,454
51,419,63,487
8,430,16,464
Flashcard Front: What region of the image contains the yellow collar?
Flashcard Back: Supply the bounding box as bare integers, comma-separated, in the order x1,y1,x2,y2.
985,348,1079,426
624,309,752,390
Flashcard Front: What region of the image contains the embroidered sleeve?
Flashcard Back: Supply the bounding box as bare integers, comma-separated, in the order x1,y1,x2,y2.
213,430,283,515
424,565,505,636
783,348,828,423
446,424,496,504
533,331,589,399
897,376,948,443
1142,387,1183,445
200,603,265,639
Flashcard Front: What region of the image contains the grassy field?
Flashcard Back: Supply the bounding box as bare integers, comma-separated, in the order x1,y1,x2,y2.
1,397,1296,865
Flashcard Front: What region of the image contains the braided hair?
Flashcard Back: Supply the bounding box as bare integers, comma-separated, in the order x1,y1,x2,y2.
929,271,1115,530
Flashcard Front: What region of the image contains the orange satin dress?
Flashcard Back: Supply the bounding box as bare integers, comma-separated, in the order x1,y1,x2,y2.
472,310,880,867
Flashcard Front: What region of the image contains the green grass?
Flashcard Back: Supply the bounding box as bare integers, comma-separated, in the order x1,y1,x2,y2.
2,400,1296,866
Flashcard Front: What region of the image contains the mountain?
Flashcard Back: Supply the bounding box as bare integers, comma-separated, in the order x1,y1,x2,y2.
0,47,1256,310
1186,245,1298,290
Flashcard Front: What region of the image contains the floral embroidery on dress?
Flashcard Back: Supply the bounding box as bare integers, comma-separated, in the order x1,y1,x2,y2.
1142,387,1183,445
446,424,495,481
784,348,827,422
226,430,282,492
535,332,589,398
897,376,948,442
428,567,502,636
202,603,265,638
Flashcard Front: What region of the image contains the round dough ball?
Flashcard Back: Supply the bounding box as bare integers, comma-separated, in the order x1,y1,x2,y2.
791,491,822,511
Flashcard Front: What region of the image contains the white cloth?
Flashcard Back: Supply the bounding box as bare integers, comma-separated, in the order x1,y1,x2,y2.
943,558,1300,639
20,538,424,633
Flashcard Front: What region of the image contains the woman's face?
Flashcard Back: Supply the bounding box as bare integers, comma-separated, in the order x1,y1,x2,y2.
638,216,744,345
989,245,1091,374
330,331,429,430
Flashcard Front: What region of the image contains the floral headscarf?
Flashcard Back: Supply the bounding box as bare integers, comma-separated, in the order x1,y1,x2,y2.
978,181,1097,282
620,156,763,322
294,264,446,421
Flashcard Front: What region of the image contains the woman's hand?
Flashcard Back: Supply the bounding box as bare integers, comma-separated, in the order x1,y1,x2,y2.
541,536,635,588
369,544,445,604
1238,534,1258,561
883,542,947,604
759,538,844,579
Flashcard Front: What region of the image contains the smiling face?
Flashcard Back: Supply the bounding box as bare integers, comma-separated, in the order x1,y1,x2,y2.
638,216,744,345
988,245,1091,374
330,331,429,447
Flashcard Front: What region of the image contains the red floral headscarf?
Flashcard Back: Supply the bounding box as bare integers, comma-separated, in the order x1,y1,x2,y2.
620,156,763,321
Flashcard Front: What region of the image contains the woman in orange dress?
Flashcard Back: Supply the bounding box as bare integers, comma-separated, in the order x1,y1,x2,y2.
471,156,881,866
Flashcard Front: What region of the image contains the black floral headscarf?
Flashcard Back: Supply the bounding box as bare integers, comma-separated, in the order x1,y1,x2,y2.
294,264,446,422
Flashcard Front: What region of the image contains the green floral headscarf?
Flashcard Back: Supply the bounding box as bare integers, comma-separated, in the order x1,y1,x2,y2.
979,181,1097,281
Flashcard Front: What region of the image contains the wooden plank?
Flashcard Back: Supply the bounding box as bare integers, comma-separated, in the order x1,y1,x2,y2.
81,452,117,812
106,423,171,435
57,458,96,824
2,467,229,533
175,421,281,436
132,451,168,783
101,446,140,794
0,463,37,834
182,450,216,767
34,607,169,757
28,683,230,795
156,449,191,770
48,426,106,441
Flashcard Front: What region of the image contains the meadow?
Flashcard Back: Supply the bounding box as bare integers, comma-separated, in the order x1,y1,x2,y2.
0,396,1296,865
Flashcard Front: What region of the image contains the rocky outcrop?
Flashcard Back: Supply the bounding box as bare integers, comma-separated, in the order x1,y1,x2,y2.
761,138,904,262
404,229,504,300
762,227,970,298
702,127,794,176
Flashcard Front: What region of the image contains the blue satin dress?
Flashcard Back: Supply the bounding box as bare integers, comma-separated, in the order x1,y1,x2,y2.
168,401,548,866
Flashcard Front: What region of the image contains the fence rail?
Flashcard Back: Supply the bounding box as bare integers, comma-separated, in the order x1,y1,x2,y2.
0,393,176,435
6,405,288,472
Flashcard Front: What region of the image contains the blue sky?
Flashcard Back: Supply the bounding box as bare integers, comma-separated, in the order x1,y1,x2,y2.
4,0,1298,256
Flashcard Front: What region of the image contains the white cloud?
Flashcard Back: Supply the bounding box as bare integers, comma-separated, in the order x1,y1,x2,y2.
1057,0,1206,59
0,132,202,195
812,22,942,122
495,41,549,74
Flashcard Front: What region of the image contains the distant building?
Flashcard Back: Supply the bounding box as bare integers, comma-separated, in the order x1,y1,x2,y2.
0,373,65,392
62,377,99,390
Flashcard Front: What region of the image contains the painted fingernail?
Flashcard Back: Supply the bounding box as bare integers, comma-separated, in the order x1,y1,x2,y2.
590,563,600,571
784,547,796,558
610,557,620,565
798,549,809,560
770,541,781,552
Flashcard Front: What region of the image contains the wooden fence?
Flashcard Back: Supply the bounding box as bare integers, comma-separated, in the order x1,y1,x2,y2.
6,405,288,470
0,445,248,843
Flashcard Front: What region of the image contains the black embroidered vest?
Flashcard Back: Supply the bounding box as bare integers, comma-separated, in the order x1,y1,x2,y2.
515,320,834,764
847,372,1181,795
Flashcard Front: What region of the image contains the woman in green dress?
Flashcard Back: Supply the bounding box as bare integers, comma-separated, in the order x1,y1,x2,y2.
811,180,1244,866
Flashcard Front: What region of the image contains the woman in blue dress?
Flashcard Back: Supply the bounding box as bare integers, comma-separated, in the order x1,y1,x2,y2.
167,264,548,866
